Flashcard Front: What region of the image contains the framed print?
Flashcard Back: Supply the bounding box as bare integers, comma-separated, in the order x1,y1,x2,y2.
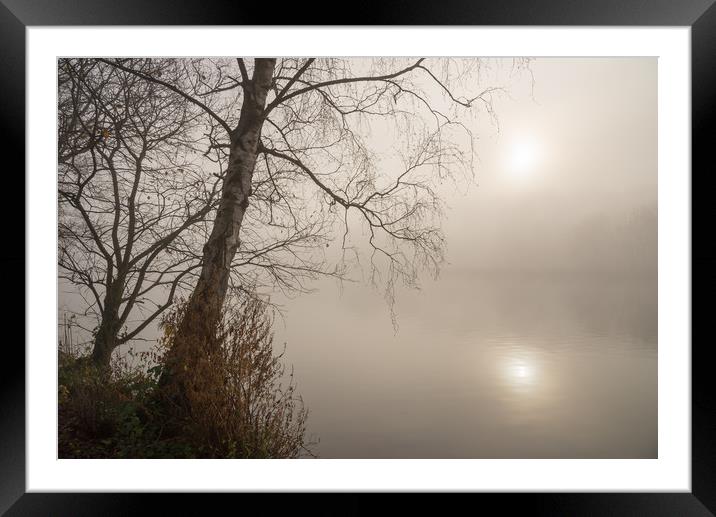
5,0,715,514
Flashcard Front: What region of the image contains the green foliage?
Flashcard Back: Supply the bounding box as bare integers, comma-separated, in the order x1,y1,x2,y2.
58,351,193,458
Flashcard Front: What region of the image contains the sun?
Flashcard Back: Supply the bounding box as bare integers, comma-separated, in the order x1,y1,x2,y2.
504,138,540,180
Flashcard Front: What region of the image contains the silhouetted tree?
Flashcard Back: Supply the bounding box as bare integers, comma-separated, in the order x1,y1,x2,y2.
86,58,528,385
58,58,219,369
59,58,337,370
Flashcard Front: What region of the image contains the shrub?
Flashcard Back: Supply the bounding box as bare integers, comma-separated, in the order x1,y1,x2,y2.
58,342,192,458
58,297,315,459
157,296,314,458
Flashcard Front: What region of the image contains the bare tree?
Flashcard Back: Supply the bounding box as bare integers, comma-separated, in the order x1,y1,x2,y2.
88,57,527,383
59,58,347,370
58,58,218,368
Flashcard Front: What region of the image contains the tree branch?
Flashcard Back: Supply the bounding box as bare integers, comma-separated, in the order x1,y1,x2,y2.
98,58,233,135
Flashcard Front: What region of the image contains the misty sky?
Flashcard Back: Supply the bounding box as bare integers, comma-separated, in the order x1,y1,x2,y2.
441,57,656,272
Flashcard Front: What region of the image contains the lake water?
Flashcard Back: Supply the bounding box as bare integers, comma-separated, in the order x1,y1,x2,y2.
274,269,657,458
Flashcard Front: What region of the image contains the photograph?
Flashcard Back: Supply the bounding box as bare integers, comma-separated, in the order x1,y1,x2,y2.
57,56,657,460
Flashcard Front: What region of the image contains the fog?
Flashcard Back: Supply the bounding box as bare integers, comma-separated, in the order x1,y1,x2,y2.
442,58,656,273
58,58,657,458
271,58,657,458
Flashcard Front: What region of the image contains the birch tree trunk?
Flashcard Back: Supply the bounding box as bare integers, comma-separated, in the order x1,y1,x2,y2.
163,59,277,382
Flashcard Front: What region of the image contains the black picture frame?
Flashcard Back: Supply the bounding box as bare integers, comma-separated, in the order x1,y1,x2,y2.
4,1,714,514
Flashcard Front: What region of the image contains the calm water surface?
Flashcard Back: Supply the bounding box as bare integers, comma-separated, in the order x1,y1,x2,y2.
274,270,657,458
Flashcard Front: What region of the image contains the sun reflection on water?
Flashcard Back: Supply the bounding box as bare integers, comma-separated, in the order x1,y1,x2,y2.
501,354,540,392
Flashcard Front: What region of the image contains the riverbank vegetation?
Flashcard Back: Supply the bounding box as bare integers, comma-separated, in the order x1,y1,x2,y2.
58,298,314,458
